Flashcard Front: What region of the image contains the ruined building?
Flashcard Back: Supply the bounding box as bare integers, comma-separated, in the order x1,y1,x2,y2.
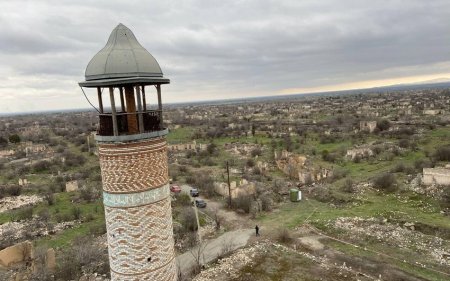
79,24,176,280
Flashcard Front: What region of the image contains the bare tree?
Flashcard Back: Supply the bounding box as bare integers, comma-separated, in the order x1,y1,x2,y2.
189,240,209,275
219,236,235,258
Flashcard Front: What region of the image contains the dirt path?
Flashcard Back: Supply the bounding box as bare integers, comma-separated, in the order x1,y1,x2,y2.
180,184,254,229
176,228,254,276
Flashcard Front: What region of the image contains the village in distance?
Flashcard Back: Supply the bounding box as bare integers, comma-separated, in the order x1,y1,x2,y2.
0,85,450,280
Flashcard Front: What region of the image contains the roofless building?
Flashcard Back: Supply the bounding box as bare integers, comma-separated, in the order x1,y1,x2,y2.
79,24,176,281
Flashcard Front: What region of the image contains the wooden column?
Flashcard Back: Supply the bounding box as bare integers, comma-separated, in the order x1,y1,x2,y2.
142,86,147,111
156,84,163,128
97,87,104,113
119,87,126,112
135,86,144,133
125,85,138,134
109,87,118,136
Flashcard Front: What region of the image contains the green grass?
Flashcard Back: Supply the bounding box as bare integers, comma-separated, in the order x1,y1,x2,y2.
0,191,106,248
258,192,449,231
36,217,105,249
167,127,194,144
326,240,450,281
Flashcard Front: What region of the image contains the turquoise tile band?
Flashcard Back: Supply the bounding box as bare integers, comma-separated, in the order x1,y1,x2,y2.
103,184,170,208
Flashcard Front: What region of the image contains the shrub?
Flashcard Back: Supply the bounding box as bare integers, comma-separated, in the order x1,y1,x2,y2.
8,134,21,143
330,168,349,182
32,160,51,173
276,228,293,244
12,206,33,221
232,195,252,214
55,213,73,223
414,159,434,171
173,193,191,207
72,207,82,220
373,173,397,192
392,163,405,173
0,136,7,148
37,209,50,222
260,194,273,211
322,149,338,162
441,186,450,209
0,185,22,198
89,224,106,236
398,139,410,148
434,146,450,161
341,178,355,193
84,213,95,222
55,236,109,280
376,119,390,131
251,147,262,157
45,192,55,206
80,186,94,202
180,207,198,232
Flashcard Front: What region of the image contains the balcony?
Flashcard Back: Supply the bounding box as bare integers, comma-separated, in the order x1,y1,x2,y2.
98,110,163,136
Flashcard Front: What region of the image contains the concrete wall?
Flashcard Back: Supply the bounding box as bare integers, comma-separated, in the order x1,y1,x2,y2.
168,141,205,152
65,180,79,192
360,121,377,133
214,181,256,199
423,168,450,186
0,241,33,268
346,148,373,160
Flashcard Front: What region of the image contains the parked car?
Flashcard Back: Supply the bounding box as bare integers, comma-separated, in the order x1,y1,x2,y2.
170,185,181,193
194,199,207,208
190,188,199,197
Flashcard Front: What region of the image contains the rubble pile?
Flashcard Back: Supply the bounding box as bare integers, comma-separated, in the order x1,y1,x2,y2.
0,195,43,213
79,272,109,281
193,242,267,281
408,175,444,199
0,219,76,244
224,143,264,158
330,217,450,265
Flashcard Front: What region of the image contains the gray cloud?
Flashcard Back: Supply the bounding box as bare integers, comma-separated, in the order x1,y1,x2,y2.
1,0,450,112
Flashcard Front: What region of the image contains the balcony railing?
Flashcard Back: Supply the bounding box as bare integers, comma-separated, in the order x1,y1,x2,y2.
98,110,163,136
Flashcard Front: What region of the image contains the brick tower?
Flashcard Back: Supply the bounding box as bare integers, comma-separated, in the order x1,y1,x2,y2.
79,24,176,281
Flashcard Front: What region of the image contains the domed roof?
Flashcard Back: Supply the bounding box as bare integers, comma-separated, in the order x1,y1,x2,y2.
84,23,165,81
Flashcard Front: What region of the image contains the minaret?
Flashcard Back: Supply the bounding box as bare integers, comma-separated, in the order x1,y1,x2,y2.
79,24,176,281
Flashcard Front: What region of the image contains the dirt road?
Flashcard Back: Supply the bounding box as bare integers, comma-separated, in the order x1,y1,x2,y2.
176,228,254,276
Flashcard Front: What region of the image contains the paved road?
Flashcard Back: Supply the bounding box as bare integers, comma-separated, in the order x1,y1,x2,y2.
176,228,254,276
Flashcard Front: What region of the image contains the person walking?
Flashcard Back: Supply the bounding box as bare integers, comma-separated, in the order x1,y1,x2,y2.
255,225,260,236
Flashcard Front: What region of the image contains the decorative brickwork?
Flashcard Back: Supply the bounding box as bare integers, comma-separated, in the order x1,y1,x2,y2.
98,136,176,280
110,257,176,281
105,197,175,277
98,138,169,193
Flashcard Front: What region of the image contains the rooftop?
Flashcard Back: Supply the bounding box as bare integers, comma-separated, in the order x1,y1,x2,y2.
79,23,169,87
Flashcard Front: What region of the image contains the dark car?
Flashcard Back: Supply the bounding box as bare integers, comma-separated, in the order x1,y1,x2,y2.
190,188,199,197
170,185,181,193
194,199,207,208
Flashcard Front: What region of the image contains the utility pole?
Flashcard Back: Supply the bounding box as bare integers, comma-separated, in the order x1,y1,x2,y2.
87,134,91,153
193,199,202,243
226,161,231,208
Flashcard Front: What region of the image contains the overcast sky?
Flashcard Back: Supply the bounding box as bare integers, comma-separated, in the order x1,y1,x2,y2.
1,0,450,113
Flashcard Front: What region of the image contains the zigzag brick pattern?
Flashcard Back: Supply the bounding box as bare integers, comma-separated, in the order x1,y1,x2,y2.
98,136,176,280
98,138,168,193
105,197,175,277
110,256,176,281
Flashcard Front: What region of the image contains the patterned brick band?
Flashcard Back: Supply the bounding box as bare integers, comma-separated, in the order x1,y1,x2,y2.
103,184,169,208
110,257,176,281
105,197,175,277
98,138,168,193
